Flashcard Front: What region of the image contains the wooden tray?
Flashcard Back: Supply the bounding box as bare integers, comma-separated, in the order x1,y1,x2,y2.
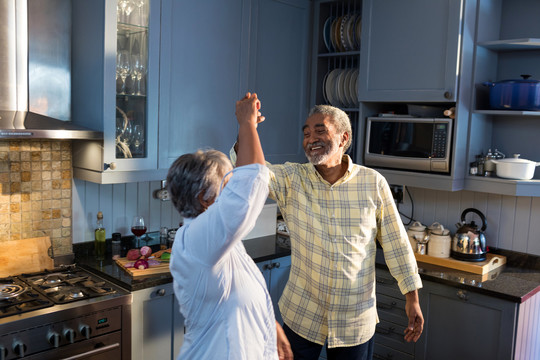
414,253,506,275
115,257,171,277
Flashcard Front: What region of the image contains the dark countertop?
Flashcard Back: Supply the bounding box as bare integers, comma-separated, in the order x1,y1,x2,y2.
376,247,540,303
74,233,291,291
76,233,540,304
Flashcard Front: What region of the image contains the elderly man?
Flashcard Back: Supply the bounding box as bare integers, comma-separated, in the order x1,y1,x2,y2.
231,104,423,360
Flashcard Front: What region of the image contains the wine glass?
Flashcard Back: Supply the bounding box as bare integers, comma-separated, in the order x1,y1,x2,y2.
116,50,131,94
131,215,147,248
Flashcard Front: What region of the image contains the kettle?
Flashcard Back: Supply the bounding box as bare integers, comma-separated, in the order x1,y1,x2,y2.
451,208,487,262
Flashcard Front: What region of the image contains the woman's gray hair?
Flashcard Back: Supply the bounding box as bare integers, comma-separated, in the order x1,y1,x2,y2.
308,105,352,152
166,149,232,218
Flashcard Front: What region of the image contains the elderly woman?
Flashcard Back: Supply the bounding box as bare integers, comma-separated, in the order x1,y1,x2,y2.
168,94,292,360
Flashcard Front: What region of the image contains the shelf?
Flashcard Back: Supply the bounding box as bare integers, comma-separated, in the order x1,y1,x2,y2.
473,110,540,117
375,168,464,192
478,38,540,51
318,51,360,58
465,176,540,197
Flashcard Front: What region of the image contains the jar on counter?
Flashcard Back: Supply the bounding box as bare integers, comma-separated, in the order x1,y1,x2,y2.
160,227,168,250
167,229,177,249
111,232,122,260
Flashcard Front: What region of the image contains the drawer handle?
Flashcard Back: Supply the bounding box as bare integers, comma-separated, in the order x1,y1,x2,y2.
456,289,468,301
373,352,393,360
376,301,397,310
376,278,395,285
156,288,166,296
375,325,396,335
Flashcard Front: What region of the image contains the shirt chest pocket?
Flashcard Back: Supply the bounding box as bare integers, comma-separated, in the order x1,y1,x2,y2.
345,206,377,243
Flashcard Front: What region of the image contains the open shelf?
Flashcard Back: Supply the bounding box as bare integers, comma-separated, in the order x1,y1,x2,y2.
473,110,540,117
465,176,540,197
478,38,540,51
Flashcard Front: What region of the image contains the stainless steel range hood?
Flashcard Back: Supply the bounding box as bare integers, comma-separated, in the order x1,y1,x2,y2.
0,0,102,140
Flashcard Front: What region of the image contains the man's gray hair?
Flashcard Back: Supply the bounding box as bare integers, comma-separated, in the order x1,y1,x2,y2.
308,105,352,152
166,149,232,218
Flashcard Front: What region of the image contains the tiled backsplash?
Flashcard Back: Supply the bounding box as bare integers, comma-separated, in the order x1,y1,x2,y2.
0,140,72,255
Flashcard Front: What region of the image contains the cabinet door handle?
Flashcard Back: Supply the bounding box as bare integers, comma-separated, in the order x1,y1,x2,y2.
156,288,166,296
373,352,393,360
375,325,396,335
456,289,468,301
444,90,452,99
376,301,397,310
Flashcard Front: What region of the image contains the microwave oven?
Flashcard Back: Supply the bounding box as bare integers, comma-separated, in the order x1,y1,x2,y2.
364,116,453,173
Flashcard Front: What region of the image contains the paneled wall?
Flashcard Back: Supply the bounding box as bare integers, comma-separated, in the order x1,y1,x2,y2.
72,179,182,244
399,187,540,256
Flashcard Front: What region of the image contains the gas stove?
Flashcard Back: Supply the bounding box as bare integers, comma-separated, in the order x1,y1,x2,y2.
0,265,131,360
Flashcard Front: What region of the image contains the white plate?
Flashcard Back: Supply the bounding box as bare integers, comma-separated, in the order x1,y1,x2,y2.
351,69,359,106
340,14,351,51
355,15,362,50
343,69,355,107
325,69,341,107
322,70,330,103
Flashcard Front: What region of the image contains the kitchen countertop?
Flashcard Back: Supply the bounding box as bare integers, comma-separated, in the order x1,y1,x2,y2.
376,247,540,303
76,234,540,303
74,234,291,291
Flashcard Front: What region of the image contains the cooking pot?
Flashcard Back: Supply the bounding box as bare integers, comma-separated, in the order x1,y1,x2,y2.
492,154,540,180
484,75,540,111
451,208,487,262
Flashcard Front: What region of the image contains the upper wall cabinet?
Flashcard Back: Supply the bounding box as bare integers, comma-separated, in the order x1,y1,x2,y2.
158,0,311,169
72,0,166,184
465,0,540,197
358,0,463,102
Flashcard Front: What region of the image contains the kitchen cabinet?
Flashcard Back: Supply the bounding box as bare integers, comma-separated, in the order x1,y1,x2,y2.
309,0,476,191
374,268,418,359
358,0,462,102
465,0,540,196
131,282,184,360
158,0,311,170
417,279,517,360
257,255,291,325
72,0,166,184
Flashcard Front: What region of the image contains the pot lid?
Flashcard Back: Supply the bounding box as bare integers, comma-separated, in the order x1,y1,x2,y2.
496,154,536,164
497,74,540,84
408,221,425,231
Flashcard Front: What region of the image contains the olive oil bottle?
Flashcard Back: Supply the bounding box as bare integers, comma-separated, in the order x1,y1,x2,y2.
95,211,106,261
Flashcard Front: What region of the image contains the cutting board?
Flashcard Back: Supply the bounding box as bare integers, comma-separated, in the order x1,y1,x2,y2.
414,253,506,275
0,236,55,277
115,257,171,277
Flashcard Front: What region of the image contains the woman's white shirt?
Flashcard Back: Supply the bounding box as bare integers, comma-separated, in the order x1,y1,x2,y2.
170,164,277,360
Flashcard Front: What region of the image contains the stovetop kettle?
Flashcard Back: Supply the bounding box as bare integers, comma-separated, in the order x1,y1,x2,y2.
451,208,487,262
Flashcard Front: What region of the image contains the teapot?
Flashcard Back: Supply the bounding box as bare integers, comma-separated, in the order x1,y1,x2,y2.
451,208,487,262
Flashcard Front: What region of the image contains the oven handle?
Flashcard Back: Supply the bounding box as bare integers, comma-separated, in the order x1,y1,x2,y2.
59,342,120,360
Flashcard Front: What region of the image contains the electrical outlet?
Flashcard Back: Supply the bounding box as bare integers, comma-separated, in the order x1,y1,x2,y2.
390,185,403,204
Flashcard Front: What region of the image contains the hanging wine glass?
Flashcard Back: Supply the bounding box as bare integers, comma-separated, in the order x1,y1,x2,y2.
116,50,131,94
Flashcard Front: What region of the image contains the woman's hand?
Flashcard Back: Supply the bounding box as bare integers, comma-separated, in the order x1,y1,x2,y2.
235,92,265,128
276,321,293,359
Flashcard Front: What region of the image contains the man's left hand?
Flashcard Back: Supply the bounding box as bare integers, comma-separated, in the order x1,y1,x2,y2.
404,290,424,342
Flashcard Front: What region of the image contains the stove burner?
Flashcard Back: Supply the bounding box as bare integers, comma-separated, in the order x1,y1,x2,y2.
0,278,54,318
19,267,116,304
0,283,28,299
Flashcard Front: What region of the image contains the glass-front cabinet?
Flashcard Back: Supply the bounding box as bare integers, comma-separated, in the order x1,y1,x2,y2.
72,0,163,183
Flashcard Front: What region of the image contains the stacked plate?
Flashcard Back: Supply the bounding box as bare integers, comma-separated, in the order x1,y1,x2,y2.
323,13,361,52
323,68,359,108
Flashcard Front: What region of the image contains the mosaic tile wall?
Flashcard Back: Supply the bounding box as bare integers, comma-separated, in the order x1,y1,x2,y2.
0,140,72,255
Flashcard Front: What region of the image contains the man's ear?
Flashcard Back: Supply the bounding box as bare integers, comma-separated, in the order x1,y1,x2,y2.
340,131,349,148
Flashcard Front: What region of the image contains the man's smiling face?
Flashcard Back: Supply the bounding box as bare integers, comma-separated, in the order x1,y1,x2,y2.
302,113,343,165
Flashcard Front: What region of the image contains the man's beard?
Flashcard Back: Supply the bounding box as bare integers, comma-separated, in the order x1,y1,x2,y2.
304,137,339,165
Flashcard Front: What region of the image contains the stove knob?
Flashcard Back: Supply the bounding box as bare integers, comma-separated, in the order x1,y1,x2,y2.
13,342,27,357
0,345,7,360
48,331,61,348
80,325,92,340
64,328,76,344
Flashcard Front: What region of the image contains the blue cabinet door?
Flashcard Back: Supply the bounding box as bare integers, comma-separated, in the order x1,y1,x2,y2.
358,0,463,102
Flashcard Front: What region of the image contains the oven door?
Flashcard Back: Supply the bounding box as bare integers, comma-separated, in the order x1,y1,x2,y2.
26,331,122,360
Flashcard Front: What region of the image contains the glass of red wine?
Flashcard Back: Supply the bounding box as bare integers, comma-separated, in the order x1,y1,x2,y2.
131,215,147,248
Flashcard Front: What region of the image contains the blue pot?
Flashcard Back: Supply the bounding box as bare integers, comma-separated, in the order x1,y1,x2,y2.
484,75,540,111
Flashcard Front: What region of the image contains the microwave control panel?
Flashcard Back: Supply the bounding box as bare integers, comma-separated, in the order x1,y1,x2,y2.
432,123,448,158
